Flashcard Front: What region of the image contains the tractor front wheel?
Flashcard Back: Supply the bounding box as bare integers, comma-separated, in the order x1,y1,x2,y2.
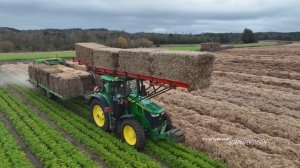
120,119,145,150
90,99,110,131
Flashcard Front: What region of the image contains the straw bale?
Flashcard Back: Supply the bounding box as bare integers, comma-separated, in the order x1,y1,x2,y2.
151,51,215,90
49,72,84,98
65,60,86,71
75,43,107,65
118,49,214,90
118,49,154,75
28,64,49,82
36,65,63,86
29,63,94,98
93,48,121,69
54,65,94,92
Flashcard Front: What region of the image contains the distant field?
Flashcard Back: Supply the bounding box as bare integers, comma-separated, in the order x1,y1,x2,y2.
162,41,280,51
0,51,75,61
229,41,278,48
161,44,201,51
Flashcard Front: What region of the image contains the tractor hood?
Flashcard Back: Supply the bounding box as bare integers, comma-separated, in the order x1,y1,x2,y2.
127,94,164,115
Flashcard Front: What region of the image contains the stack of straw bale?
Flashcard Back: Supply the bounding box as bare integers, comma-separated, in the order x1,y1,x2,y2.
118,49,214,90
28,64,94,98
75,43,215,90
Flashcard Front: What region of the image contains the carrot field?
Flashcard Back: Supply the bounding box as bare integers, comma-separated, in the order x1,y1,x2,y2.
0,85,226,168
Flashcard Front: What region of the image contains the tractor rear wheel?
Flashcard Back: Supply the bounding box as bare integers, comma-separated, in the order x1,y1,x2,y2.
120,119,145,150
90,99,110,131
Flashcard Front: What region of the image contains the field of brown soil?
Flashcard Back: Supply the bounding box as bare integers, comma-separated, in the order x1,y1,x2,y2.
154,44,300,168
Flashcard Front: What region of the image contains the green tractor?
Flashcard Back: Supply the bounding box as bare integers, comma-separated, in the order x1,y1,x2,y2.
88,75,184,149
31,58,185,150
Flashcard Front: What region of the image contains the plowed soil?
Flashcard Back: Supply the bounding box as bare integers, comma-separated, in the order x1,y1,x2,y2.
154,44,300,168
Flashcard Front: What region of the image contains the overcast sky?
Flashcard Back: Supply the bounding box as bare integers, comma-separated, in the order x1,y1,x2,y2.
0,0,299,33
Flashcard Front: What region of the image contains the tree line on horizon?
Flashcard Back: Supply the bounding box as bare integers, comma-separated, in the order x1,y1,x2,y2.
0,27,299,52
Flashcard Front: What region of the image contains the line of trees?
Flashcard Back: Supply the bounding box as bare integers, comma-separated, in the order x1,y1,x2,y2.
0,27,299,52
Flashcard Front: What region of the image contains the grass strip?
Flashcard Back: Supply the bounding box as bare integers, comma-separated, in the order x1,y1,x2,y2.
0,52,75,61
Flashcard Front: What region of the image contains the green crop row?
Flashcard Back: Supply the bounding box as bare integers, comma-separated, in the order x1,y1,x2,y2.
0,88,98,168
0,114,33,168
59,100,90,120
12,86,160,168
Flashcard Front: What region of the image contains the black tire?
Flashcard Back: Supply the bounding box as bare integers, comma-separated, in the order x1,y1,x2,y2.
164,112,174,131
90,99,110,131
120,119,145,150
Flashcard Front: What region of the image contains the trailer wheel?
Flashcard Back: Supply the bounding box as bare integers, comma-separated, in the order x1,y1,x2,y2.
90,99,110,131
120,119,145,150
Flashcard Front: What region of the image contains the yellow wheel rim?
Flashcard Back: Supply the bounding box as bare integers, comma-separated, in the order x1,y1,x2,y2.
123,125,137,145
93,105,105,127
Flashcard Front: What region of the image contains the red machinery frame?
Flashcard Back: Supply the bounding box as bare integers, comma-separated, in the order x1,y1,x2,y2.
73,58,189,89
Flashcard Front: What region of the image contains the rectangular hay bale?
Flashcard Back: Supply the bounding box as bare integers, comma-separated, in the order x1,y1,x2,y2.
65,60,87,71
49,72,84,98
28,64,49,82
36,66,63,86
151,51,215,90
93,48,121,69
119,49,154,75
54,65,94,93
75,43,108,65
28,64,63,87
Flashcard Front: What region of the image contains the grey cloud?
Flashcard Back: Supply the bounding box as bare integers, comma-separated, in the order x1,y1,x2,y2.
0,0,299,33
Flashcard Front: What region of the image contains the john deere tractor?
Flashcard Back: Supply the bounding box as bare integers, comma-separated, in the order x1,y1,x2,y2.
30,58,185,150
88,75,184,149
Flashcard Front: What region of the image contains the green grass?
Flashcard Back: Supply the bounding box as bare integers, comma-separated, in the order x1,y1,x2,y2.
161,44,201,51
0,51,75,61
230,41,277,48
161,41,279,51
